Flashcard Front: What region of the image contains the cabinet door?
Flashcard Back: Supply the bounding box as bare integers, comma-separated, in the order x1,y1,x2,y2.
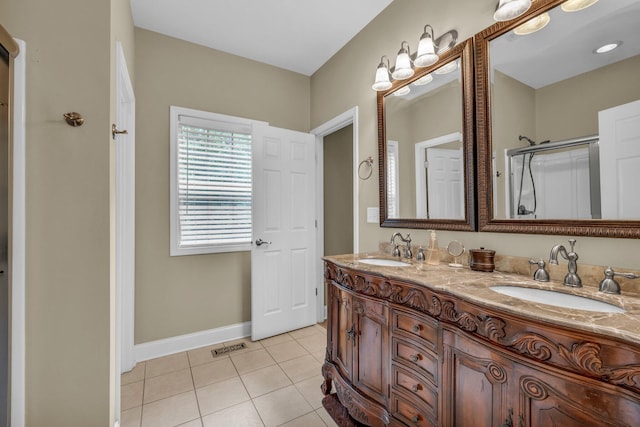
442,329,514,427
329,282,353,380
353,294,390,406
515,364,640,427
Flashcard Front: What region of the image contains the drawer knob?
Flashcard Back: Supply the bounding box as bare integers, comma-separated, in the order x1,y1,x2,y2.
412,384,421,393
412,414,420,423
411,354,420,363
412,324,421,333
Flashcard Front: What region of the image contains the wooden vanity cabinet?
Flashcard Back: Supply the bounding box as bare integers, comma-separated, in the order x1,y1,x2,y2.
322,261,640,427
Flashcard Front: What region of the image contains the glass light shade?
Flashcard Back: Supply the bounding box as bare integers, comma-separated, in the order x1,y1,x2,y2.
514,12,551,35
372,64,392,91
413,73,433,86
561,0,599,12
414,33,438,67
391,44,414,80
392,86,411,97
493,0,532,22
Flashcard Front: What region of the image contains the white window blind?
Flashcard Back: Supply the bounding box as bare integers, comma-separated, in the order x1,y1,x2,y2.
171,108,255,255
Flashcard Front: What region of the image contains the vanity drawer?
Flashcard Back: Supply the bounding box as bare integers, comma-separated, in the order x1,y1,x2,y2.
392,309,438,351
392,337,438,385
390,392,436,427
392,364,437,414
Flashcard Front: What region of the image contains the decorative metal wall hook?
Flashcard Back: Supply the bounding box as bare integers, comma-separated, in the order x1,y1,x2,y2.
63,112,84,127
358,156,374,180
112,123,129,140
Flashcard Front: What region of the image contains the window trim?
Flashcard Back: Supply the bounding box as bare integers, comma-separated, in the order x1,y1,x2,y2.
169,106,267,256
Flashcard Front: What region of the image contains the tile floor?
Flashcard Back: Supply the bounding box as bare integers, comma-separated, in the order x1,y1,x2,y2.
121,324,338,427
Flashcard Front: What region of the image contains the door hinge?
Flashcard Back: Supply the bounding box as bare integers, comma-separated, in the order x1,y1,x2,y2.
315,288,318,296
315,219,318,229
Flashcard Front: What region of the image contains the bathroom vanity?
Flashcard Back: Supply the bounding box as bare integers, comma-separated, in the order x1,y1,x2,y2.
321,255,640,427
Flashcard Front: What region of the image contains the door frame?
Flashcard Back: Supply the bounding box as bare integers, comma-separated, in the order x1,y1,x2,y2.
10,37,26,427
310,106,359,321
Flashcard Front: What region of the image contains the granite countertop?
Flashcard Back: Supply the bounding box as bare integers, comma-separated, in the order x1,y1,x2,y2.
324,253,640,346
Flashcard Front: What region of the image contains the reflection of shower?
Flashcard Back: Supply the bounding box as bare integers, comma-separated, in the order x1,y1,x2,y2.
515,135,549,216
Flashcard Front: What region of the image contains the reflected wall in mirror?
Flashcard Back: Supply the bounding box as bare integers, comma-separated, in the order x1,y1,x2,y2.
379,38,475,231
476,0,640,237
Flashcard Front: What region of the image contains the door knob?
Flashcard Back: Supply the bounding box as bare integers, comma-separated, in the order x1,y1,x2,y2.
255,238,272,246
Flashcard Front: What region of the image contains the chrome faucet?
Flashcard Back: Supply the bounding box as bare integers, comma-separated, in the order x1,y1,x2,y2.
391,232,412,259
549,239,581,287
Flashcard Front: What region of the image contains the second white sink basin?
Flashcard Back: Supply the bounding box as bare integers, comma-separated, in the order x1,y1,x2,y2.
358,258,411,267
490,285,625,313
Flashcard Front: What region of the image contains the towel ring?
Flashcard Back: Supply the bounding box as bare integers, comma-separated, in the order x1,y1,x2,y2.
358,157,374,180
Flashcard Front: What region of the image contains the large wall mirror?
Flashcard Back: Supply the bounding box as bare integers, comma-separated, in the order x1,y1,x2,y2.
476,0,640,237
378,38,476,231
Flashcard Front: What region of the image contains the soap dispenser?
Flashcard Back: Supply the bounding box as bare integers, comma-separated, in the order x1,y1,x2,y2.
426,230,440,265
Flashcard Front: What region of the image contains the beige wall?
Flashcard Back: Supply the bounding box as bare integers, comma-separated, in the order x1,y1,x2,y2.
311,0,640,270
134,28,311,344
323,125,354,256
535,55,640,141
0,0,134,424
492,70,536,219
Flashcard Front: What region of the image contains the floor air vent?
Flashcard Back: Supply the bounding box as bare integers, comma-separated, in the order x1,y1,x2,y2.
211,342,247,357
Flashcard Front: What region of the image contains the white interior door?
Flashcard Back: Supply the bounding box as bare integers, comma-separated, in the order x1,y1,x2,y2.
427,148,464,219
114,41,135,425
251,125,316,341
599,100,640,219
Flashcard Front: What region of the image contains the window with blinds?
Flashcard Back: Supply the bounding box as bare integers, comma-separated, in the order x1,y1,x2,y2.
387,140,400,218
170,107,259,255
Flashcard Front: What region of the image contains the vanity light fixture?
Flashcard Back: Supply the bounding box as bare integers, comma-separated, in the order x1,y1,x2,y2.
413,73,433,86
593,41,622,54
493,0,532,22
391,41,414,80
372,56,393,91
414,25,439,67
514,11,550,35
561,0,599,12
371,26,458,91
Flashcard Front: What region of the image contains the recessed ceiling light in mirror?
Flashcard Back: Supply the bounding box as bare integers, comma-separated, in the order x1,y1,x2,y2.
561,0,599,12
593,41,622,54
413,73,433,86
514,12,551,35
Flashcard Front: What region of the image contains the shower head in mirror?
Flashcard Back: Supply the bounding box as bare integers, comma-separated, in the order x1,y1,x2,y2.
447,240,465,267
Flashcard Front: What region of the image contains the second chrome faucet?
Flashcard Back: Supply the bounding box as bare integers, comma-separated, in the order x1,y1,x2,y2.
549,238,581,287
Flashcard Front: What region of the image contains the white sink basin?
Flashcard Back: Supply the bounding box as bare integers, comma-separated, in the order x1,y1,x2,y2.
358,258,411,267
490,286,625,313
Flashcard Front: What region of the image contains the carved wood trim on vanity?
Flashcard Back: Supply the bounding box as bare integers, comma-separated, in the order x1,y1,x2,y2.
324,263,640,395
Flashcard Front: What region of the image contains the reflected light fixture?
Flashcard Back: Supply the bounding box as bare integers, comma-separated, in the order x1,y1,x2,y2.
561,0,599,12
514,12,551,35
435,59,458,75
371,25,458,91
391,41,414,80
493,0,532,22
413,73,433,86
372,56,393,91
414,25,438,67
593,41,622,54
392,86,411,97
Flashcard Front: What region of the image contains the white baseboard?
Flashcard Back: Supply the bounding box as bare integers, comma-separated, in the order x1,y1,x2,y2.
133,321,251,363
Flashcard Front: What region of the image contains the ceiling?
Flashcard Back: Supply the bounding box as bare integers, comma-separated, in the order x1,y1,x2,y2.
491,0,640,89
131,0,394,76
